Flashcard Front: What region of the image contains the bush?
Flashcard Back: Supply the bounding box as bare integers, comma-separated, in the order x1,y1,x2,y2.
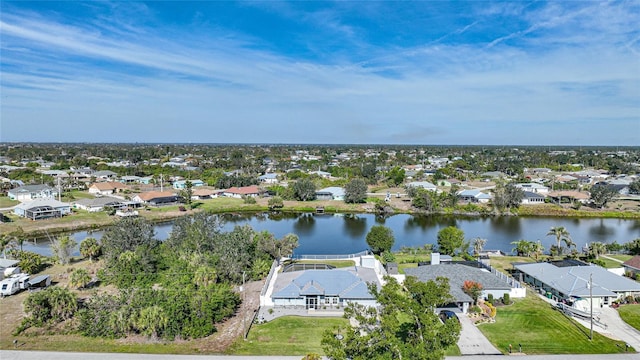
487,293,494,305
243,196,257,204
502,293,511,305
470,305,482,314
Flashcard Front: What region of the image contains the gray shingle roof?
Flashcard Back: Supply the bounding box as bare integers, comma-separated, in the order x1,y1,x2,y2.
404,264,513,303
514,262,640,297
272,268,378,300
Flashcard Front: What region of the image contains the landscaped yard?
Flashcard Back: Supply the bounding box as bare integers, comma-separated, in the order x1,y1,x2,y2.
0,197,19,208
607,254,633,263
488,255,537,274
618,304,640,332
599,257,626,269
296,259,356,268
229,316,348,355
478,291,630,354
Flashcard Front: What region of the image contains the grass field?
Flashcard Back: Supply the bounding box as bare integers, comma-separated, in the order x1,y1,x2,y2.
229,316,348,355
487,256,537,274
478,291,630,354
618,304,640,332
0,196,19,208
607,254,633,262
599,257,626,269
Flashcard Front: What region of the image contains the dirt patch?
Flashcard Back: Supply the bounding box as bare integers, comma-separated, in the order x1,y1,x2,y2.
192,279,264,353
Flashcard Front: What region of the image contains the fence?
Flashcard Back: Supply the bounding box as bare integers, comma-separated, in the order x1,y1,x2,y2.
260,260,279,297
295,250,371,260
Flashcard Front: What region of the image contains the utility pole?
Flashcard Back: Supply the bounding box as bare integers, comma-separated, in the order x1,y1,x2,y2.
589,273,593,340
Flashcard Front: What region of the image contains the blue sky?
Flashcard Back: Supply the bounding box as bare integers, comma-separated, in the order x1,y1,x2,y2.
1,1,639,145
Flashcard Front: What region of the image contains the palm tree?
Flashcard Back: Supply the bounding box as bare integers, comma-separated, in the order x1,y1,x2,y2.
511,239,534,257
472,237,487,257
547,226,571,256
69,268,92,290
531,240,545,261
588,241,607,260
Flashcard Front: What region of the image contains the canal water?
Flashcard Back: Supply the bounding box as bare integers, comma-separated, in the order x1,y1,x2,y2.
19,212,640,257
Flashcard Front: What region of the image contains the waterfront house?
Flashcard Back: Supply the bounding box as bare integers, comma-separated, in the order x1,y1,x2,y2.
7,184,58,202
622,256,640,279
315,187,346,201
457,189,492,203
173,179,205,189
513,262,640,308
14,198,71,220
521,191,545,204
132,191,179,206
223,185,261,198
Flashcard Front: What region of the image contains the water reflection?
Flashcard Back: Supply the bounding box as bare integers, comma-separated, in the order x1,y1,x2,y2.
343,214,367,238
490,216,522,237
292,213,316,235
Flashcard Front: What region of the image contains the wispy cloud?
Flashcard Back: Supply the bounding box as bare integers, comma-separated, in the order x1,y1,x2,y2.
1,1,638,145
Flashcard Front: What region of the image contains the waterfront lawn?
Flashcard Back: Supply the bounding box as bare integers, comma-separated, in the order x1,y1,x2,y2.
230,316,348,355
488,256,537,274
478,291,630,354
599,257,626,269
608,254,633,263
618,304,640,332
0,197,19,208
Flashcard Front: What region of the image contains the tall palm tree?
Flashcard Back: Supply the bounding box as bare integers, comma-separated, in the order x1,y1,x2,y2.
532,241,545,261
547,226,571,256
588,241,607,259
472,237,487,257
511,239,534,257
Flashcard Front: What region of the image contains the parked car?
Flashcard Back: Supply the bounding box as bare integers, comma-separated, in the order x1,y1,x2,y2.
439,310,459,323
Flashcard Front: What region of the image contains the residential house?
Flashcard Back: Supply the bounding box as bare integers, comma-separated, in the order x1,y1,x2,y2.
191,188,220,200
514,183,549,194
258,173,279,184
547,190,590,204
309,171,332,179
94,170,118,180
73,197,130,212
521,191,545,205
139,176,154,185
622,256,640,279
7,185,58,202
481,171,506,179
315,187,346,201
223,185,261,198
132,191,179,206
14,198,71,220
119,175,141,184
514,262,640,308
457,189,492,203
405,263,522,314
88,182,128,196
173,179,205,189
406,181,438,191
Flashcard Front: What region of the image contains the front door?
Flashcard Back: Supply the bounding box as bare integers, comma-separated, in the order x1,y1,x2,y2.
306,296,317,310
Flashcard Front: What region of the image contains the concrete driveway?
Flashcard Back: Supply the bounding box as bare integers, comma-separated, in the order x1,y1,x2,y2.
457,313,502,355
595,306,640,351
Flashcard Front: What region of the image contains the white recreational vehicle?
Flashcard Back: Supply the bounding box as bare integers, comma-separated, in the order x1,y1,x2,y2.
0,273,30,297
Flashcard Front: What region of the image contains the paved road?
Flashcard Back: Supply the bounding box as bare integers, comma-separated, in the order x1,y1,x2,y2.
457,313,502,355
3,351,640,360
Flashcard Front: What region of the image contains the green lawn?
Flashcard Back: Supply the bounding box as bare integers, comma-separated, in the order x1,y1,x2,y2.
0,197,19,208
229,316,348,355
608,254,633,262
618,304,640,332
599,257,626,269
478,292,630,354
488,255,538,274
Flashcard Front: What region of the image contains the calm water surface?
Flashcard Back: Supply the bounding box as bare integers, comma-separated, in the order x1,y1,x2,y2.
21,213,640,257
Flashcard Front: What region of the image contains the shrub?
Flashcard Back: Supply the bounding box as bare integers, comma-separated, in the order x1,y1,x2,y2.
503,293,511,305
487,293,494,305
243,196,257,204
470,305,482,314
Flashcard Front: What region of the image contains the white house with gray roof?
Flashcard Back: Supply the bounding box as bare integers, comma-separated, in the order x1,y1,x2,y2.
14,198,71,220
270,267,380,309
8,184,58,202
315,187,345,201
405,264,523,313
514,262,640,308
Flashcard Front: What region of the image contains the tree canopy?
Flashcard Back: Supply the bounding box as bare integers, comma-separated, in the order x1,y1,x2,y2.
437,226,465,256
321,276,460,360
344,178,367,204
293,178,317,201
366,225,395,255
